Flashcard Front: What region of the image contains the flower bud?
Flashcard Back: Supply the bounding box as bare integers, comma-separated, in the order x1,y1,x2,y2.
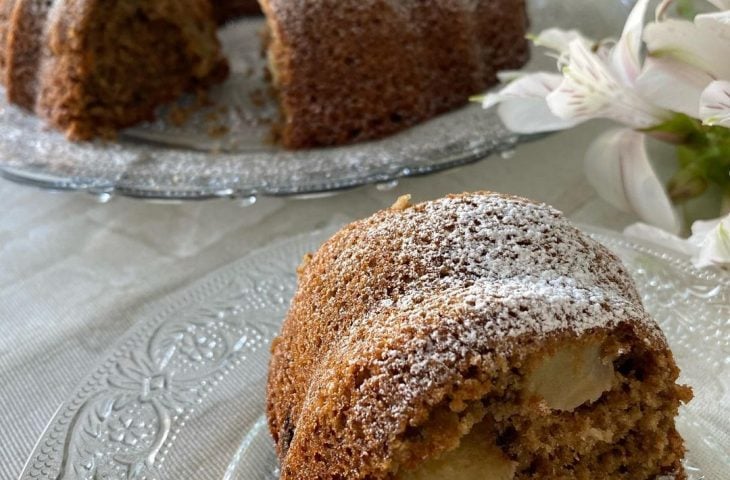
668,169,709,202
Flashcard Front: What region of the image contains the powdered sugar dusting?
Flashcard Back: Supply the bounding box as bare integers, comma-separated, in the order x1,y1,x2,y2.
273,193,667,475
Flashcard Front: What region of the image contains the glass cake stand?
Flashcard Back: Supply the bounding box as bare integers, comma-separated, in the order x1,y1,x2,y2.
0,0,632,200
20,226,729,479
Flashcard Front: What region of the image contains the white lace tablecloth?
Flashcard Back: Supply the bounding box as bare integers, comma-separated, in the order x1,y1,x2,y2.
0,121,708,479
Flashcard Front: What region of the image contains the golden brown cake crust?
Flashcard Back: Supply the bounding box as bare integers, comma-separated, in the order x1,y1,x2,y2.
260,0,529,149
267,192,688,479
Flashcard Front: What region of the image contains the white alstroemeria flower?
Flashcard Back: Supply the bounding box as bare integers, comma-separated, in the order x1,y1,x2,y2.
699,80,730,127
481,0,682,232
625,214,730,269
480,73,583,133
655,0,673,20
624,221,696,255
478,29,595,134
544,0,671,128
644,13,730,79
611,0,653,85
547,39,669,128
689,215,730,267
637,56,715,118
586,129,681,234
641,11,730,117
483,0,668,132
530,28,594,53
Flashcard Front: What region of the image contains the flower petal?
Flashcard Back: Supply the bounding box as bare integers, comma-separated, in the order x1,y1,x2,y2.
655,0,673,21
690,217,724,239
689,215,730,267
481,73,562,108
481,73,583,134
624,222,696,256
700,80,730,126
637,57,713,117
708,0,730,9
695,11,730,36
611,0,651,85
644,18,730,80
497,97,584,134
531,28,593,53
585,128,681,233
547,40,668,128
496,70,524,83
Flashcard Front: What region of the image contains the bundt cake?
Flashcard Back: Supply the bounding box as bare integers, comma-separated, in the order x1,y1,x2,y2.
0,0,528,147
267,192,693,479
0,0,229,140
260,0,529,148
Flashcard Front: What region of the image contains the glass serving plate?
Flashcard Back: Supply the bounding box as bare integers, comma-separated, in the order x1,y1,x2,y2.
0,1,631,200
19,225,729,480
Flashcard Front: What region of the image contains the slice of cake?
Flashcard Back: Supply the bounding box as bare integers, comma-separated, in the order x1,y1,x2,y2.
267,192,692,479
0,0,228,140
259,0,529,148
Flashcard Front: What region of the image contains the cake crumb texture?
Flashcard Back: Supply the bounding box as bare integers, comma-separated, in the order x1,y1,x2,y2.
0,0,228,140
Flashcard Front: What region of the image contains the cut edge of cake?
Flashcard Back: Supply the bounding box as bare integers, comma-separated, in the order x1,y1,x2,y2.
0,0,229,140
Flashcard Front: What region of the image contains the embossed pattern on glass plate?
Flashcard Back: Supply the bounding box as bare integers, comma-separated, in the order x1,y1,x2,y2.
19,226,728,479
0,1,631,200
